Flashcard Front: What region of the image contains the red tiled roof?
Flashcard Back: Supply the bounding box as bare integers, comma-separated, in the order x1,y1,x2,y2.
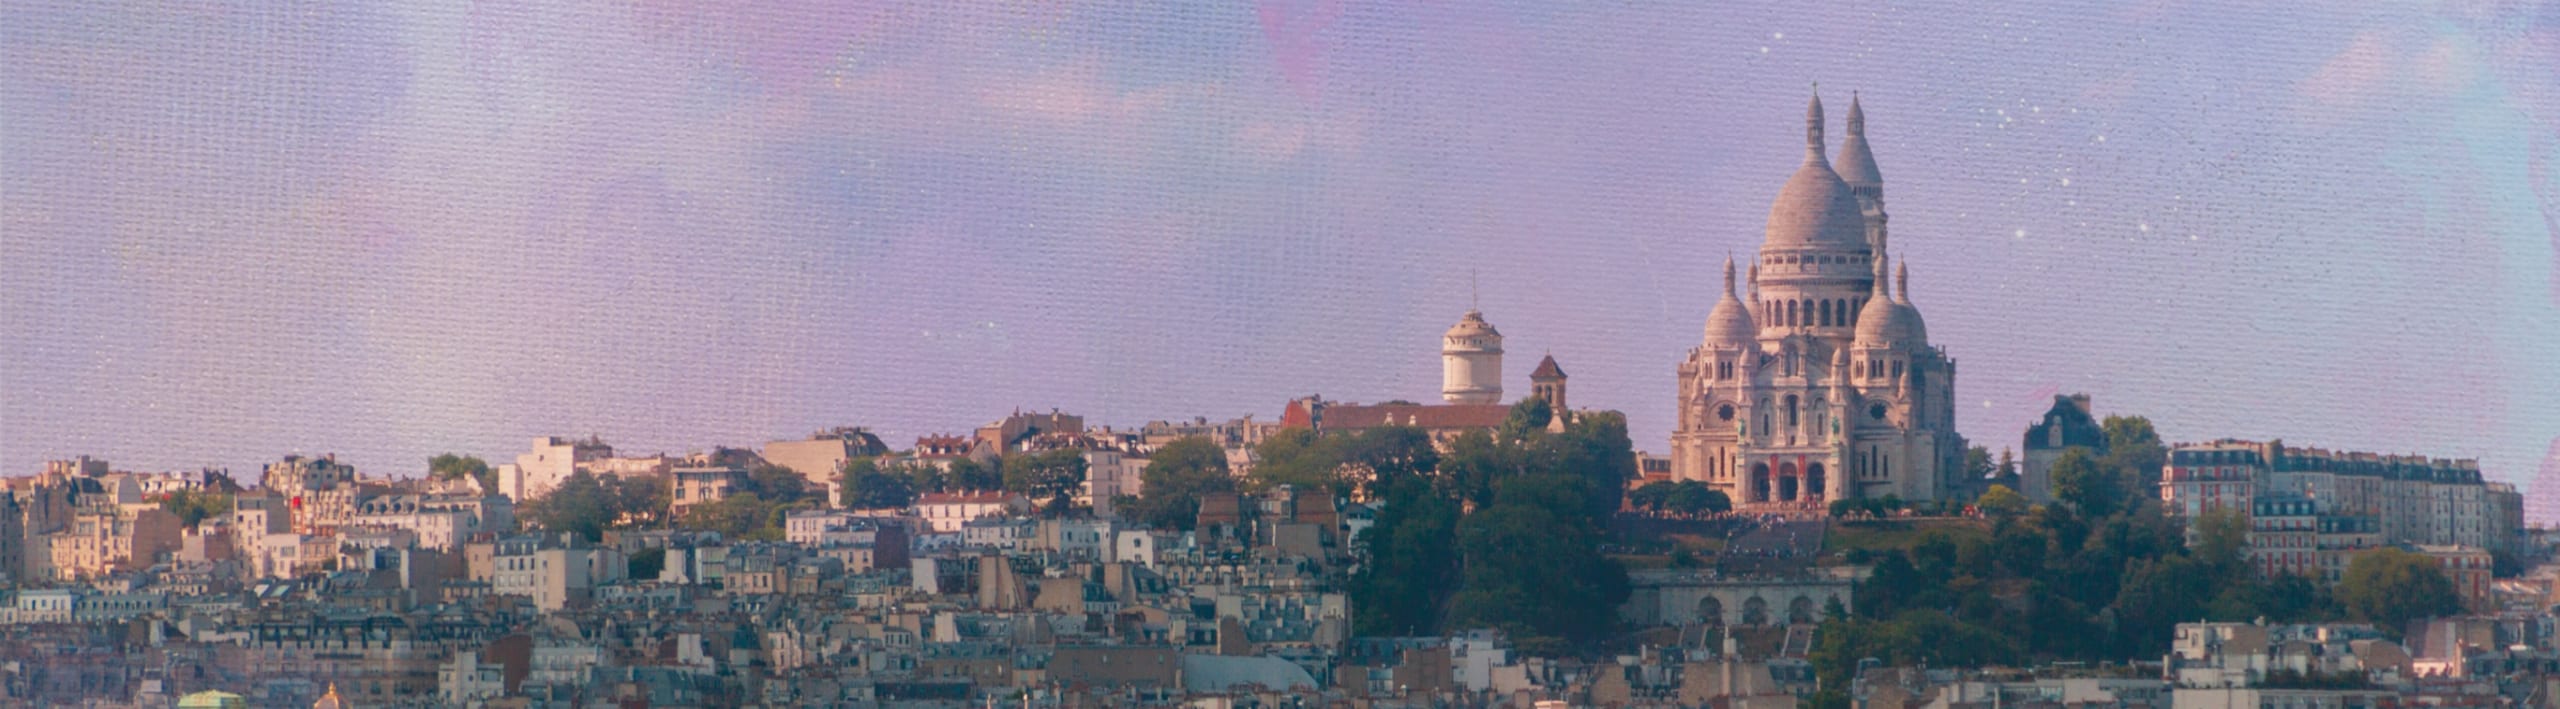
913,434,972,458
1309,402,1509,431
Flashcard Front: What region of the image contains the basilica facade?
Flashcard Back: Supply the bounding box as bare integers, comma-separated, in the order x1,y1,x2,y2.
1671,94,1964,507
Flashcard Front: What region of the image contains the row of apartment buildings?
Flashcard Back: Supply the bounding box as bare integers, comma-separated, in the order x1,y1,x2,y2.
2157,439,2526,606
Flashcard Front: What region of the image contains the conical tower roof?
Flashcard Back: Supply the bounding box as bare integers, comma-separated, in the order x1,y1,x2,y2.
1835,93,1883,187
1530,354,1566,380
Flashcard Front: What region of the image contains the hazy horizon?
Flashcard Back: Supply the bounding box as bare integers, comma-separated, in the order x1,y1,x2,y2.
5,2,2555,498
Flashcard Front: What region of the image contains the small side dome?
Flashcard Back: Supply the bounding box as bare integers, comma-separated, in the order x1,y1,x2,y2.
1704,297,1756,345
1703,256,1757,345
1863,258,1925,348
1857,259,1927,347
1853,292,1916,347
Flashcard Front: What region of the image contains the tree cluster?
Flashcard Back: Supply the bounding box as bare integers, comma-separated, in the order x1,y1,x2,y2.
839,457,921,510
1811,417,2463,690
159,488,233,530
838,454,1008,510
1828,493,1909,520
428,453,497,494
1629,480,1732,517
1002,450,1090,515
1338,401,1637,653
1118,436,1237,531
680,464,822,542
519,471,670,543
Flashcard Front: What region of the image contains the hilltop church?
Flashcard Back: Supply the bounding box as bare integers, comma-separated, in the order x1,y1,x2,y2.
1670,93,1965,508
1282,307,1571,446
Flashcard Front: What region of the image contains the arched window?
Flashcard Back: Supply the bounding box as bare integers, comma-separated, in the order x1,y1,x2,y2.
1785,395,1800,428
1819,301,1832,327
1785,300,1798,327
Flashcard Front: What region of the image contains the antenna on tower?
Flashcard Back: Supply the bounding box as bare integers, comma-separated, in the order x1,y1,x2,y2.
1470,269,1480,311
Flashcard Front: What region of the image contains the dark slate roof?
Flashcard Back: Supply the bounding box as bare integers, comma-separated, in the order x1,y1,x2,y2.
2021,395,2105,452
1530,355,1566,380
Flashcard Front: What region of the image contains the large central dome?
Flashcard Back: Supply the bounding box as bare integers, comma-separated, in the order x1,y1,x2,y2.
1763,94,1870,250
1764,162,1867,249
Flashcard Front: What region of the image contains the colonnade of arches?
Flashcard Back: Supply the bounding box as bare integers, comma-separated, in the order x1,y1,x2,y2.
1744,461,1827,503
1694,594,1822,627
1757,296,1870,328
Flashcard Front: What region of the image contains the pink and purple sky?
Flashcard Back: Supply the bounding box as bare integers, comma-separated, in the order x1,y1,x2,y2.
4,2,2556,515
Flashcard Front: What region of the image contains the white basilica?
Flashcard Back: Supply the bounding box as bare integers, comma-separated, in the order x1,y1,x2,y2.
1671,93,1964,507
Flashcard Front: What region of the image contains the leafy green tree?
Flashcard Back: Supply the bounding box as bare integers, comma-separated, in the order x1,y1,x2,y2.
2192,507,2250,576
1438,429,1520,509
1545,410,1638,520
2100,415,2167,489
945,457,1002,492
1965,445,1996,481
2049,447,2120,518
902,459,951,494
742,464,814,506
1989,523,2049,578
1350,476,1463,636
1498,396,1554,440
1123,436,1235,531
159,488,234,529
520,471,669,540
429,453,497,493
2337,548,2461,634
1665,481,1729,517
606,473,671,527
2111,555,2214,657
682,491,772,540
1811,611,2022,692
1976,484,2029,520
1629,480,1678,514
1447,473,1629,648
1002,450,1088,514
1341,425,1440,499
522,471,616,543
1248,427,1345,495
2246,573,2344,623
840,457,918,509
